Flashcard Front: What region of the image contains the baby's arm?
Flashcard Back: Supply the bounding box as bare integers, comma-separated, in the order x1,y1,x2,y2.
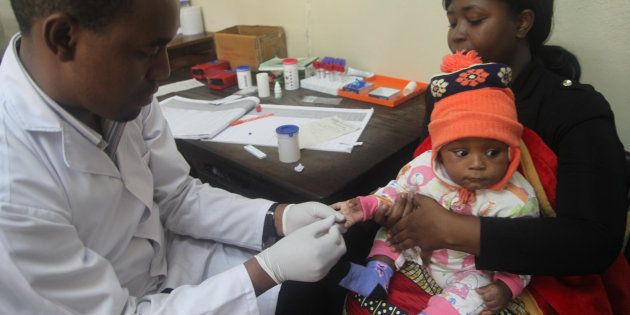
331,198,364,229
331,195,392,229
476,280,512,314
333,154,429,228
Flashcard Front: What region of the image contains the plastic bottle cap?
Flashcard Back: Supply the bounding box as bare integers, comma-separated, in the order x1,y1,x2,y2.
282,58,298,65
276,124,299,136
236,65,251,71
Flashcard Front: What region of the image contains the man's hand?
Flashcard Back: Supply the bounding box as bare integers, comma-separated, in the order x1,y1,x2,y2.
254,216,346,283
331,198,364,229
476,280,512,315
280,202,345,235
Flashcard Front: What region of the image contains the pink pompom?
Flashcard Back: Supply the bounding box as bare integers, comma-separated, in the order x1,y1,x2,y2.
440,50,483,73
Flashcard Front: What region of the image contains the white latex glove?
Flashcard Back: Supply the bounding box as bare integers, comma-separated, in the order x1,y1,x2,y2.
255,215,346,283
282,201,345,235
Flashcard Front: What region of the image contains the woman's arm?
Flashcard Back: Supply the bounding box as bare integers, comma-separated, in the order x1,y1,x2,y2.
387,194,481,256
389,117,627,275
477,117,627,275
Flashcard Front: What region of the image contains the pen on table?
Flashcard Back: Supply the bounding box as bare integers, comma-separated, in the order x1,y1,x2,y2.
229,113,274,126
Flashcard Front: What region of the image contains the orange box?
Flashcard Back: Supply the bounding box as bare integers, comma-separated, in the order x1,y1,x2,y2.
338,75,428,108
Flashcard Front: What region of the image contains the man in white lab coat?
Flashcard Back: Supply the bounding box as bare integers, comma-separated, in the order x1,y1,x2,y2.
0,0,347,314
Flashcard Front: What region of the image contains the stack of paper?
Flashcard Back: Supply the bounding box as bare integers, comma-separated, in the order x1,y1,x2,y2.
159,96,258,139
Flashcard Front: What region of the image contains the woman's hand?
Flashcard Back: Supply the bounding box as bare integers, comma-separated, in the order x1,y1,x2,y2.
387,194,481,256
373,192,415,229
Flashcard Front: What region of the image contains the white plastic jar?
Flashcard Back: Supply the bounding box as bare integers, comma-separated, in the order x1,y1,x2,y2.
276,125,300,163
282,58,300,91
236,65,252,89
256,72,270,98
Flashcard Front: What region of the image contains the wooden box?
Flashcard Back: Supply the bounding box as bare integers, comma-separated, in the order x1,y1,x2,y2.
214,25,287,71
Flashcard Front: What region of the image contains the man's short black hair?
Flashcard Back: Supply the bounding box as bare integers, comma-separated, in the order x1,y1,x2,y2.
10,0,133,35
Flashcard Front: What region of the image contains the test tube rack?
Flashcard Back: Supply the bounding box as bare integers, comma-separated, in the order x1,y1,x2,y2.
300,75,359,96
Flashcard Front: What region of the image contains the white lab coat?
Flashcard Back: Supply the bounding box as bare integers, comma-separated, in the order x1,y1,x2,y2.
0,34,275,314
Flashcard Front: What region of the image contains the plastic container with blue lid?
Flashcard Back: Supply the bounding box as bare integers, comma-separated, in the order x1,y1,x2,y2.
235,65,252,89
276,125,300,163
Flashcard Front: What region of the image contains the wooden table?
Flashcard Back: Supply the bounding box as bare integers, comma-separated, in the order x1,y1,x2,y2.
159,73,426,204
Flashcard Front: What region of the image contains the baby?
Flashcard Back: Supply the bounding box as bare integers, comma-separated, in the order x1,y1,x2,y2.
334,51,540,314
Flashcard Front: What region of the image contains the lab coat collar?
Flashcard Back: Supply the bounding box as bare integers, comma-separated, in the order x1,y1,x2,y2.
1,34,120,178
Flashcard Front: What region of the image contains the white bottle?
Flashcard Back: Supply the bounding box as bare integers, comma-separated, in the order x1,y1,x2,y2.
236,65,252,89
274,81,282,99
282,58,300,90
179,0,205,36
256,72,270,98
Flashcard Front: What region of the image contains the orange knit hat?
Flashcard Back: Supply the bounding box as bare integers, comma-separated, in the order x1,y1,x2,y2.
428,51,523,190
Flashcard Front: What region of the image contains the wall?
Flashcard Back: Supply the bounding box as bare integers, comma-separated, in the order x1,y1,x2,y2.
195,0,630,148
0,0,18,52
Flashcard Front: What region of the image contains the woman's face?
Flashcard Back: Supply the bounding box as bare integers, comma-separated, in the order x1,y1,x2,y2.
446,0,521,65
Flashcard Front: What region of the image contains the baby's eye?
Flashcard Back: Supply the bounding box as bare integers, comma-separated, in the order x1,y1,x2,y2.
486,149,501,157
454,149,468,157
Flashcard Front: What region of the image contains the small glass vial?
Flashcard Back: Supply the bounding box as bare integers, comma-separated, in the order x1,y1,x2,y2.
276,125,300,163
282,58,300,90
274,81,282,99
236,65,252,89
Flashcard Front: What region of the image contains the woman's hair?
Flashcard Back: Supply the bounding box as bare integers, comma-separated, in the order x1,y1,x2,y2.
442,0,581,81
10,0,133,36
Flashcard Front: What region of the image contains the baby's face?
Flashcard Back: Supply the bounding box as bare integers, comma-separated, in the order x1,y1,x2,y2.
438,138,510,190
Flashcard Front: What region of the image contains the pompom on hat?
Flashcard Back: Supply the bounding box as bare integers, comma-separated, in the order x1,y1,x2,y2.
428,50,523,190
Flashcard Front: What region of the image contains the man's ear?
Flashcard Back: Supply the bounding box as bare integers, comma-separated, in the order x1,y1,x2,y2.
41,13,78,61
516,9,535,39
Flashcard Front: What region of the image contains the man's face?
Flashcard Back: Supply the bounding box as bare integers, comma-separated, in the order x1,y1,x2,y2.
68,0,179,121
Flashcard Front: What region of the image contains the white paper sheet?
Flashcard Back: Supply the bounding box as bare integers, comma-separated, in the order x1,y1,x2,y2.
299,116,359,149
156,79,205,97
209,104,373,153
159,96,257,139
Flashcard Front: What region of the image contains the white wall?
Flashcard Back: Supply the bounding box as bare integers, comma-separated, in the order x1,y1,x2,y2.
0,0,18,51
195,0,630,149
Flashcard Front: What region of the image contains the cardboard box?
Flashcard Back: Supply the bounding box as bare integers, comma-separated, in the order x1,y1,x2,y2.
214,25,287,71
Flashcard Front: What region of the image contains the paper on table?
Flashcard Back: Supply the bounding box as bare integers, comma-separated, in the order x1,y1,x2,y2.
299,116,359,149
210,104,372,153
159,96,257,139
156,79,205,97
162,107,245,139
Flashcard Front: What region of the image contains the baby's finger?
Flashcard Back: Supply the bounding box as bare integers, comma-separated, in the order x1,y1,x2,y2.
330,201,344,210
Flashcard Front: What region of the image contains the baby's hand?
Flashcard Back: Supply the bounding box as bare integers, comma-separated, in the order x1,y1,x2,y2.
331,198,364,229
476,280,511,315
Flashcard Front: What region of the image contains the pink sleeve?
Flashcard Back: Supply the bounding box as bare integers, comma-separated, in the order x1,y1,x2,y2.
493,272,529,298
358,195,379,220
368,240,401,261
